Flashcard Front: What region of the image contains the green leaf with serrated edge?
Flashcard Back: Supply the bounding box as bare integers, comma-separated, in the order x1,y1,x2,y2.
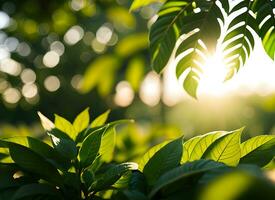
181,131,228,164
91,110,110,128
73,108,90,134
143,137,183,185
79,126,107,168
55,114,77,140
12,183,62,200
149,160,225,198
202,128,243,166
138,140,170,171
240,135,275,167
89,162,138,192
4,142,62,185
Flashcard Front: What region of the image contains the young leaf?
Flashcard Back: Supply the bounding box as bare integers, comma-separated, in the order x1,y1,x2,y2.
12,183,62,200
143,137,183,185
79,126,107,168
181,131,228,164
73,108,90,134
149,160,225,198
91,110,111,128
37,112,54,131
55,114,77,140
202,128,243,166
89,162,138,192
240,135,275,167
6,142,62,185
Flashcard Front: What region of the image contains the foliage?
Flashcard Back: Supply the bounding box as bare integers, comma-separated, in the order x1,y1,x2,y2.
133,0,275,97
0,108,136,199
1,108,275,199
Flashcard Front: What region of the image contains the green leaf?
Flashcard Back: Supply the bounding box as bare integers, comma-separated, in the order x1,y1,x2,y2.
240,135,275,167
222,0,257,80
73,108,90,134
128,170,147,193
33,137,69,169
79,126,107,168
55,114,77,140
253,0,275,60
91,110,111,128
138,140,170,171
150,0,224,98
48,129,78,160
125,56,145,91
115,33,148,58
181,131,228,164
12,183,62,200
81,55,120,94
130,0,165,11
99,125,116,163
198,170,275,200
149,160,225,198
6,142,62,185
90,162,138,192
202,128,243,166
143,137,183,185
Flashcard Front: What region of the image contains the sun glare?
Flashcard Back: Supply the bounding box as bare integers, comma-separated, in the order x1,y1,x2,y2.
198,51,228,96
163,37,275,104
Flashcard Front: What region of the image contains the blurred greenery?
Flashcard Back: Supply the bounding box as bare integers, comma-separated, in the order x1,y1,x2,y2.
0,0,275,148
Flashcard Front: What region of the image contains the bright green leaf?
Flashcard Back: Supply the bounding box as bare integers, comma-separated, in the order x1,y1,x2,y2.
202,128,243,166
181,131,228,164
73,108,90,134
130,0,165,11
91,110,111,128
55,114,77,140
240,135,275,167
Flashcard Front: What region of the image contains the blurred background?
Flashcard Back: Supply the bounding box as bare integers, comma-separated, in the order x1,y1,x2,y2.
0,0,275,158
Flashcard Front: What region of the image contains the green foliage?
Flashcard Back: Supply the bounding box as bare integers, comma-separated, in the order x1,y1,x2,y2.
2,108,275,199
146,0,275,98
0,108,133,199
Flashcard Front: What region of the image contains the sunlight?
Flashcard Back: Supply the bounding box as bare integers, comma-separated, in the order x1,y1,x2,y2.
198,51,228,96
163,38,275,104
